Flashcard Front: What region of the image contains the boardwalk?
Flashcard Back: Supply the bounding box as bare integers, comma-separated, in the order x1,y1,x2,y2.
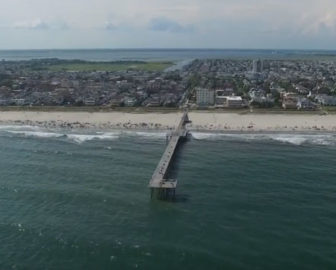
149,111,191,199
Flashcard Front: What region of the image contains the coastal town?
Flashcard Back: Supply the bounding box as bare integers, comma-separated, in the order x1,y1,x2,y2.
1,58,336,111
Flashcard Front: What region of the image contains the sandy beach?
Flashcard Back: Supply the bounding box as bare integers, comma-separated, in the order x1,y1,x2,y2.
0,111,335,132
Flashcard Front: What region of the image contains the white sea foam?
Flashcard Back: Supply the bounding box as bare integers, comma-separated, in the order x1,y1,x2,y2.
7,130,64,138
66,133,119,143
268,134,335,146
0,125,41,131
2,124,335,146
310,137,334,146
270,135,308,145
192,132,257,141
66,130,167,142
5,128,120,143
113,130,167,139
192,132,336,146
191,132,221,140
133,131,167,139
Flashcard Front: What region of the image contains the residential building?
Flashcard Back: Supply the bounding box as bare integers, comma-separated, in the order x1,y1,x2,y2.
282,93,299,109
315,94,336,106
215,96,226,107
84,97,96,106
297,98,318,110
196,88,215,106
215,96,244,108
124,97,137,107
11,98,25,105
225,96,243,108
252,59,263,73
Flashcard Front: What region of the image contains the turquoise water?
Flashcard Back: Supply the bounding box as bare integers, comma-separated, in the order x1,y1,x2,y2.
0,126,335,269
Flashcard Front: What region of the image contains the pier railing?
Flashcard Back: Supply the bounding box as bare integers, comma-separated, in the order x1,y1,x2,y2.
149,111,191,200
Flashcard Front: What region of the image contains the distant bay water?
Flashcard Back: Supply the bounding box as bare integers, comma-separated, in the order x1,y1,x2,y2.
0,126,335,269
1,49,336,62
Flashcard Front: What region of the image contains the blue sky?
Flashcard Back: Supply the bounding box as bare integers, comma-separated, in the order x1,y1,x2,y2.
0,0,335,49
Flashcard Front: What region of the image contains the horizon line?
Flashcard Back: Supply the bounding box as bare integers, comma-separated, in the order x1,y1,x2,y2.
1,47,336,52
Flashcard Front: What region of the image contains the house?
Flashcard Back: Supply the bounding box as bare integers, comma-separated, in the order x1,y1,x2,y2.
11,98,26,105
0,99,10,105
110,96,124,106
248,88,275,107
225,96,243,108
215,96,226,107
295,85,309,95
250,94,275,108
84,97,96,106
124,97,137,107
282,93,299,109
216,88,234,97
297,98,318,110
249,88,266,100
145,97,161,107
216,96,244,108
315,94,336,106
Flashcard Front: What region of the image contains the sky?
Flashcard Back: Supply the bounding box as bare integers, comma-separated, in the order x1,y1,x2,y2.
0,0,336,50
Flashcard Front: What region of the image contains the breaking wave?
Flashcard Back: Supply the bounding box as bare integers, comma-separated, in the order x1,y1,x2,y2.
66,133,119,143
192,132,336,146
126,131,167,139
7,130,64,139
0,126,167,143
1,124,335,146
6,131,120,143
0,125,41,131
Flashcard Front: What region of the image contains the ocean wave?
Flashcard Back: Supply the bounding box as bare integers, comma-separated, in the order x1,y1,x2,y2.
5,129,120,143
0,125,41,131
66,133,119,143
269,135,308,145
3,124,335,146
192,132,336,146
191,132,224,140
92,130,167,141
3,127,166,143
132,131,167,139
7,130,64,138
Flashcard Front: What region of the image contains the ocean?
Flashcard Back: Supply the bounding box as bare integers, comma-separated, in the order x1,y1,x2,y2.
1,49,336,62
0,125,335,269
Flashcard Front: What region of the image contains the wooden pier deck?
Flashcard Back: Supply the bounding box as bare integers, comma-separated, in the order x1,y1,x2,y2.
149,111,190,199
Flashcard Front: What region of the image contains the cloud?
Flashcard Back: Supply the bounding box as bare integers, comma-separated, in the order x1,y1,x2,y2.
104,21,117,30
13,18,49,30
297,12,336,36
2,0,336,49
148,17,195,33
52,21,69,30
12,18,69,31
104,21,119,31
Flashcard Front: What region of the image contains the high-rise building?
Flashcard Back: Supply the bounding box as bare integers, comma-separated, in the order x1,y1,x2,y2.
196,88,215,106
252,59,263,73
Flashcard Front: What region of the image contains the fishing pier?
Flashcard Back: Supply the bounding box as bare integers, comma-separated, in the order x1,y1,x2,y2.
149,111,191,200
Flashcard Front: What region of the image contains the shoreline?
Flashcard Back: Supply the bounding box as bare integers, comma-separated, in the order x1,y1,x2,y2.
0,111,336,133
